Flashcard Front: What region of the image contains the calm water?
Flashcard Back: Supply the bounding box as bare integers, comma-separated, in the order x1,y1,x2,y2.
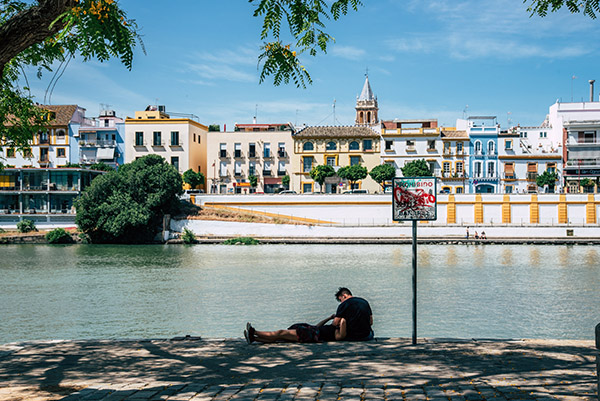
1,244,599,343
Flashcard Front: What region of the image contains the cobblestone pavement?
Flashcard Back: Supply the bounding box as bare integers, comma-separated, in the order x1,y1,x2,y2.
0,338,597,401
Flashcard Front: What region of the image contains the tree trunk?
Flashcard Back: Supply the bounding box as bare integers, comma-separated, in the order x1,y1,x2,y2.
0,0,74,75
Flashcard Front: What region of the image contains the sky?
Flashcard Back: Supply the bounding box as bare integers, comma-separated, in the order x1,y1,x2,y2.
18,0,600,129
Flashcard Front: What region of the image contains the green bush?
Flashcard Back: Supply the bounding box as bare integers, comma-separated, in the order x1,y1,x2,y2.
0,227,5,233
223,236,259,245
182,228,197,244
17,219,37,233
78,233,91,244
45,228,73,244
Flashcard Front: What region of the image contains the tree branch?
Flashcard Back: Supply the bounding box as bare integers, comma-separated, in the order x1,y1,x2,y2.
0,0,75,74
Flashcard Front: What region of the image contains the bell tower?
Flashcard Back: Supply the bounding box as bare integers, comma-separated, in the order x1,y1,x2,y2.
355,74,378,126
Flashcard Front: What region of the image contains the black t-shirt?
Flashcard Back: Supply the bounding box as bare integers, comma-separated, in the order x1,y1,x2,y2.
335,297,372,340
318,324,337,341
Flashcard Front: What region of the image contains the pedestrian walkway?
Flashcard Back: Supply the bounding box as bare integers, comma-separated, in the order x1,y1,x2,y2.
0,338,597,401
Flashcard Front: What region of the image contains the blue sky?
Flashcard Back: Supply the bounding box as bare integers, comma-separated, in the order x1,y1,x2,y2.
19,0,600,129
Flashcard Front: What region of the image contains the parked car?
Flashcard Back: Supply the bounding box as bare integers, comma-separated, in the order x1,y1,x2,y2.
184,189,204,195
278,190,297,194
342,189,369,194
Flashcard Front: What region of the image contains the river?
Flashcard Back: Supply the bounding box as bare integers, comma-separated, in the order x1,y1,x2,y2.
1,244,598,343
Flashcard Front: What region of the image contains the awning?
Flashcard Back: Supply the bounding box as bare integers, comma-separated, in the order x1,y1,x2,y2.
236,182,251,187
504,163,514,173
97,147,115,160
264,177,281,185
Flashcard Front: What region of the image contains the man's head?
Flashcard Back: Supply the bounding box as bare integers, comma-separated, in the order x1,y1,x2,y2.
335,287,352,303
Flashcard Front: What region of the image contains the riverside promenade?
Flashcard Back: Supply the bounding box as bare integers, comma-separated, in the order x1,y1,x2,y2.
0,337,597,401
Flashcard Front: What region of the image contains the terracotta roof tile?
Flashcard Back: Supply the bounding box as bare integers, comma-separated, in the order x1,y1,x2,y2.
42,105,79,126
441,130,468,139
294,126,379,138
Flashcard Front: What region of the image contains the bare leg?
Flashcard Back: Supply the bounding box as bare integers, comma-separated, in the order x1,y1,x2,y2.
335,318,347,341
254,329,298,343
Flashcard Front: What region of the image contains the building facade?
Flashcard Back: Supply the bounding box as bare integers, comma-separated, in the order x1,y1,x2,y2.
459,117,500,193
124,106,208,180
439,128,469,194
205,123,294,194
291,126,381,193
77,109,125,168
1,105,85,168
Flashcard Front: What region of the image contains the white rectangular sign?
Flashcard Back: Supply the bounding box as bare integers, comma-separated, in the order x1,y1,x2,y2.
392,177,437,221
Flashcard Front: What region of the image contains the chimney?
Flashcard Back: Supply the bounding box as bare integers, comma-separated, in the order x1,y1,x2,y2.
590,80,595,102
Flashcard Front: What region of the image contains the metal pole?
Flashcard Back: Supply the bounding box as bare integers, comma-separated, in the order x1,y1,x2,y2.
412,220,418,345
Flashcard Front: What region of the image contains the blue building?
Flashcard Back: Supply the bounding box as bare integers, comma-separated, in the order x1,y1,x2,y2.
77,109,125,168
459,116,500,193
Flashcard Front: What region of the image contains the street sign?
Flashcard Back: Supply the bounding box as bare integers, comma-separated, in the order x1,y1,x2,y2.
391,176,437,345
392,177,437,221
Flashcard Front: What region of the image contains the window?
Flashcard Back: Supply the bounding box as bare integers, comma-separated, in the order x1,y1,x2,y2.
303,142,314,151
278,160,286,175
171,157,179,171
427,140,436,151
153,131,162,146
385,140,393,151
249,143,256,158
303,156,313,173
326,156,336,166
547,163,556,173
474,161,482,177
349,141,359,150
443,162,451,175
487,161,495,177
456,142,463,153
456,187,463,194
505,162,515,178
363,139,373,150
443,143,451,154
578,131,596,143
505,139,513,150
303,183,312,193
7,148,15,158
326,141,337,151
248,161,256,176
23,149,33,158
135,132,144,146
193,133,196,143
57,148,66,158
219,161,227,176
350,156,361,166
505,185,513,194
264,142,271,158
234,143,241,158
406,140,415,150
520,131,528,138
234,161,242,176
220,143,227,158
540,131,547,138
104,120,110,128
278,142,286,157
170,131,179,146
474,141,482,154
487,141,495,155
56,129,66,139
263,160,271,175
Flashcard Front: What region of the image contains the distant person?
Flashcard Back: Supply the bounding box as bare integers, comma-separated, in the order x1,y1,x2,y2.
244,315,346,344
334,287,374,341
481,231,487,240
474,231,479,239
466,227,470,239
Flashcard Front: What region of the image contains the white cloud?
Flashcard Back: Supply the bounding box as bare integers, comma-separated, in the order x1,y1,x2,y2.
181,46,260,84
331,45,366,60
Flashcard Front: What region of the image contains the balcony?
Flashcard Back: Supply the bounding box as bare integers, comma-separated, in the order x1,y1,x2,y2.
38,159,50,167
504,173,517,180
406,146,416,152
277,170,286,176
80,139,116,147
169,141,183,147
151,141,165,147
527,172,538,181
440,171,467,180
234,171,242,177
566,159,600,167
134,140,147,147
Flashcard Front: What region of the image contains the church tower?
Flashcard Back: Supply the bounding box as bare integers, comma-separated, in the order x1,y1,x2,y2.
355,74,379,126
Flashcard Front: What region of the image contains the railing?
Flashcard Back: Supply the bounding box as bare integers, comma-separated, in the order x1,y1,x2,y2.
80,140,116,147
277,170,286,176
169,141,183,147
248,151,256,158
152,141,165,147
264,151,272,158
406,146,416,152
566,160,600,167
263,170,271,176
278,150,286,157
504,174,517,180
527,173,538,181
134,141,147,146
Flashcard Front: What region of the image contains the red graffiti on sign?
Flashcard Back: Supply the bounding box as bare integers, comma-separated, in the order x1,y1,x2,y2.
394,186,435,214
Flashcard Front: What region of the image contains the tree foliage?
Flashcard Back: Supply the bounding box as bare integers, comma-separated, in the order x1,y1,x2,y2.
89,161,114,172
182,168,204,189
369,164,396,190
17,218,37,233
309,164,335,192
536,170,559,190
251,0,362,88
281,174,290,188
75,154,183,244
0,0,143,157
248,174,258,188
45,227,73,243
526,0,600,18
400,159,432,177
337,164,367,188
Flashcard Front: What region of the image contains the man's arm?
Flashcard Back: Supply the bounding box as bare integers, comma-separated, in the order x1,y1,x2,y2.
316,314,335,327
333,317,341,326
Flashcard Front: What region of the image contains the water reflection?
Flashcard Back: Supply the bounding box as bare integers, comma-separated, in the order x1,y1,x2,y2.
0,244,598,343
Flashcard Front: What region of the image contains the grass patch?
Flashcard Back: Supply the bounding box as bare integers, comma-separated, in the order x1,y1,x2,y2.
223,237,259,245
182,228,197,244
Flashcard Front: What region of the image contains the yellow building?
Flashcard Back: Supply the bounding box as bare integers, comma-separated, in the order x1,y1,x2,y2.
125,106,208,188
291,126,381,193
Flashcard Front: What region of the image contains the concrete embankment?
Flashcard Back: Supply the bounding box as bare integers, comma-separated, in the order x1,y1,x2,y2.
0,338,596,400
